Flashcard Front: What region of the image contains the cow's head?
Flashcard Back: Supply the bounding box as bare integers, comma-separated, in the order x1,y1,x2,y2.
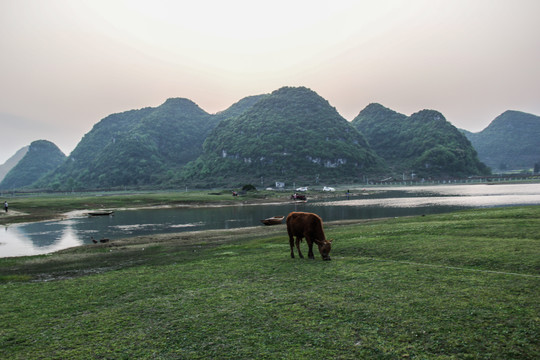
317,239,333,261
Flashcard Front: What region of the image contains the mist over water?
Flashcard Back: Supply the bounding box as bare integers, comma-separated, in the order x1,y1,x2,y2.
1,184,539,258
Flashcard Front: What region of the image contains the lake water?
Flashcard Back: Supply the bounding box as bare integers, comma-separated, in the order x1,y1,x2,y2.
2,183,540,258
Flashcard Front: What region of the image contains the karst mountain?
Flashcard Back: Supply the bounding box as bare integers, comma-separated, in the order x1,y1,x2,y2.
462,110,540,172
0,140,66,189
4,86,539,191
351,103,490,178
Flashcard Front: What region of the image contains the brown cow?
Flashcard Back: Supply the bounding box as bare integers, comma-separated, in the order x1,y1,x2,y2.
286,212,332,261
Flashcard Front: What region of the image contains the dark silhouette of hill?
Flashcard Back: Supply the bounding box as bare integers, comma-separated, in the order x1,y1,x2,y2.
0,145,29,183
462,110,540,171
0,140,65,190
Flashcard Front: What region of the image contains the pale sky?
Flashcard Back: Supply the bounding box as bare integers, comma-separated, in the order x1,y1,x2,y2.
1,0,539,164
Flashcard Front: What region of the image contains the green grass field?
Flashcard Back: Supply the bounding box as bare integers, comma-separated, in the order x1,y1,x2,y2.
1,206,539,359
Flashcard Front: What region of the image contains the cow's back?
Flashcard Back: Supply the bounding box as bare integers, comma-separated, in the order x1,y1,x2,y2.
286,212,325,239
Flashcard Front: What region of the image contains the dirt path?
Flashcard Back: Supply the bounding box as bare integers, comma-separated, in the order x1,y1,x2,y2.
0,210,28,218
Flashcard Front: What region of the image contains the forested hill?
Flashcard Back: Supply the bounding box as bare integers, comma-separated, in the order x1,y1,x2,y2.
462,110,540,171
0,140,65,190
213,95,267,122
13,87,536,191
36,98,219,190
352,103,490,178
350,103,407,162
181,86,382,186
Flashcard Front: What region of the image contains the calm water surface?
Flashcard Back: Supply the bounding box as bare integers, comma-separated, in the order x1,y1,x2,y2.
2,183,539,258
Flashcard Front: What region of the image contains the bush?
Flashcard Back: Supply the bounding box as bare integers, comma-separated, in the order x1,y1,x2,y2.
241,184,257,192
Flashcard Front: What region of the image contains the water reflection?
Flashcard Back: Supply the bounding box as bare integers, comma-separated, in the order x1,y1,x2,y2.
1,184,539,258
2,221,83,257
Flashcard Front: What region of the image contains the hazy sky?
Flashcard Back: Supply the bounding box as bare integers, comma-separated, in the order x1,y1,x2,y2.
1,0,539,164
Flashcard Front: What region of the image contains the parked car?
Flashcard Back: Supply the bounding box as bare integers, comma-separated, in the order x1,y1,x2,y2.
323,186,335,192
296,187,308,192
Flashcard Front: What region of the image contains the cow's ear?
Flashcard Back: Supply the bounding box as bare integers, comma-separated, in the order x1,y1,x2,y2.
329,238,334,243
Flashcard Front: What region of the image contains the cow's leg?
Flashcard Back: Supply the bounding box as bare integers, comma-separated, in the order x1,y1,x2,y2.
289,233,295,258
306,237,315,259
295,236,304,258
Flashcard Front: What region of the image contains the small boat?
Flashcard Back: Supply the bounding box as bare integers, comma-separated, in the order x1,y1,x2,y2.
87,210,114,216
260,216,284,226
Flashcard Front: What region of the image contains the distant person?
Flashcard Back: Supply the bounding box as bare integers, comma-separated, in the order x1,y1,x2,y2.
4,201,7,213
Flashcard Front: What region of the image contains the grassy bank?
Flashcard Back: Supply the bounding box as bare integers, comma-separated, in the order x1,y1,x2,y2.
1,206,539,359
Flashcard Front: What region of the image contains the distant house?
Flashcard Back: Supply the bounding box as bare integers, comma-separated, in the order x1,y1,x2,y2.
275,182,285,189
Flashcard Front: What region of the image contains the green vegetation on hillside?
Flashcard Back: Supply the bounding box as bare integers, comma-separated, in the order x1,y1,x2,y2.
464,110,540,171
33,96,268,191
0,140,65,190
13,89,539,191
182,87,382,186
1,206,539,359
37,99,219,190
352,104,490,178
